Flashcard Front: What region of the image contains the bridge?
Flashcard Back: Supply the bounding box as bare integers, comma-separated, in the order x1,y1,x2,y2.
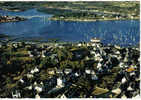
18,15,50,19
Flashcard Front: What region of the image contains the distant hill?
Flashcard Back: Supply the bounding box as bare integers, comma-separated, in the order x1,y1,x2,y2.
0,1,139,21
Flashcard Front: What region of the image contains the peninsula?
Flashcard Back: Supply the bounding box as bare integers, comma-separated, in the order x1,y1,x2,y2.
0,15,26,23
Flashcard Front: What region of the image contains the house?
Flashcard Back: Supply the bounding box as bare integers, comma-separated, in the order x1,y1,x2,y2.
74,72,79,77
94,54,101,61
91,70,96,75
91,87,109,96
90,38,101,43
97,67,103,73
123,57,128,62
12,90,21,98
116,16,119,19
19,79,24,83
121,77,127,84
97,62,102,69
77,43,82,47
26,73,34,79
50,54,58,60
58,45,64,48
30,69,35,74
112,88,121,95
87,43,92,46
121,95,127,98
127,86,133,91
60,16,65,19
40,81,44,85
91,74,98,80
56,78,64,88
34,81,37,86
54,43,59,47
64,68,72,75
114,45,121,50
99,58,103,62
33,67,39,73
35,93,40,98
85,68,98,80
119,62,124,68
42,50,47,58
35,86,43,93
26,85,32,90
42,44,48,49
127,68,135,73
85,56,90,60
47,68,56,75
30,67,39,74
56,69,63,74
114,55,122,60
60,94,67,98
12,43,19,48
90,51,95,55
85,68,91,74
28,51,34,57
115,50,120,55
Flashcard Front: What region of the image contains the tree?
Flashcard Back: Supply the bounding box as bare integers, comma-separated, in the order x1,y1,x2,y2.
39,57,48,68
67,52,73,60
57,49,67,61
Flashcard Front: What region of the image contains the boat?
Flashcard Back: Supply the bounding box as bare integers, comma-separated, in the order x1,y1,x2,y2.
90,37,101,43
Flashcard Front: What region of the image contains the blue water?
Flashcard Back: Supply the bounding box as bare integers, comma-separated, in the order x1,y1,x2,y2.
0,9,140,46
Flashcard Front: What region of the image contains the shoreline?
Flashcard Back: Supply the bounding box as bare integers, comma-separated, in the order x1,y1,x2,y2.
0,37,139,48
0,8,23,12
48,17,139,22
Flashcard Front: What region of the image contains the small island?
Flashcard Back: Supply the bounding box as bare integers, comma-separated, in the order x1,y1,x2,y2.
0,15,26,23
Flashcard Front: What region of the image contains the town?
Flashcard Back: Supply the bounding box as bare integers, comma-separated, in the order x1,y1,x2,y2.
0,38,140,98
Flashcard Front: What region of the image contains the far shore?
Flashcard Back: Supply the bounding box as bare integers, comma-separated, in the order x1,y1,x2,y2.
48,17,139,22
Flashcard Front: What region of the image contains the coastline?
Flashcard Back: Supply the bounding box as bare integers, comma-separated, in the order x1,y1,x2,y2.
0,8,23,12
48,17,139,22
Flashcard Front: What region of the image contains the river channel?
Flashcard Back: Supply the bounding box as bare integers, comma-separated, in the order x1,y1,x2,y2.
0,9,139,46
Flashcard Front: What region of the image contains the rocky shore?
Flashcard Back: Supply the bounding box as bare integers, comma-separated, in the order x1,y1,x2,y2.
0,15,26,23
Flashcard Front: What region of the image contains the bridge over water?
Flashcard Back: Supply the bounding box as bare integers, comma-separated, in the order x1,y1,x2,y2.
18,15,50,19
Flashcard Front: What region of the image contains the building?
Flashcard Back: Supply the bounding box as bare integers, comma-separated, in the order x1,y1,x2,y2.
56,78,64,88
64,68,72,75
56,69,64,75
90,38,101,43
89,38,101,47
47,68,56,75
12,90,21,98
